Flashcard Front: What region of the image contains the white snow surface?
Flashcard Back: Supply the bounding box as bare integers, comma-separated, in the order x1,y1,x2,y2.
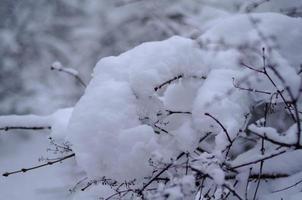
0,108,72,137
66,12,302,187
67,36,205,181
3,2,302,200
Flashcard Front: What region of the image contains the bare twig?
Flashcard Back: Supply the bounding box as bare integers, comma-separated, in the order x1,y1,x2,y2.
249,131,300,148
245,168,252,200
51,62,86,88
2,153,75,177
166,110,192,115
231,149,287,170
233,77,272,95
253,138,265,200
138,152,185,194
0,126,51,131
154,75,183,91
154,74,206,91
223,183,244,200
204,113,232,144
273,179,302,193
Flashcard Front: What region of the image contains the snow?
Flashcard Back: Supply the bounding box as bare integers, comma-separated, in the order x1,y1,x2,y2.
63,10,302,199
51,61,79,76
163,79,202,111
0,114,50,129
2,2,302,200
49,108,74,140
67,36,207,182
192,69,251,151
0,132,75,200
0,108,73,137
249,123,298,145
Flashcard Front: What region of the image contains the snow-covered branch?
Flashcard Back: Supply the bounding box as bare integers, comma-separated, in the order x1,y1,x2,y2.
51,61,86,88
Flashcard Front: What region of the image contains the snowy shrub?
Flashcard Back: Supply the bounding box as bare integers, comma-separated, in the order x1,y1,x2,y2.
2,2,302,200
62,12,302,199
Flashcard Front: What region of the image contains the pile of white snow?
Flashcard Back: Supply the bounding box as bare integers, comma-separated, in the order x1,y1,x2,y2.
65,11,302,200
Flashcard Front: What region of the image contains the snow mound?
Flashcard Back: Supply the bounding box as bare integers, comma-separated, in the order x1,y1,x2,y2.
67,36,206,181
66,13,302,186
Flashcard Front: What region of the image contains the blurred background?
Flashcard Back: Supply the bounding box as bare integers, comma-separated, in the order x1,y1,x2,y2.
0,0,203,115
1,0,301,115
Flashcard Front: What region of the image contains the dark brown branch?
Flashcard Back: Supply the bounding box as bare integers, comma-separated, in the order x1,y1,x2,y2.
192,167,244,200
231,149,287,170
0,126,51,131
138,152,185,194
153,124,171,135
154,75,183,91
154,75,206,91
240,62,264,73
232,78,272,95
245,168,252,200
2,153,75,177
51,64,86,88
241,60,296,123
199,132,212,143
223,172,289,182
223,183,244,200
267,64,302,146
204,113,232,144
104,189,134,200
81,180,96,191
264,69,296,122
253,138,265,200
166,110,192,115
273,179,302,193
250,131,301,148
224,180,238,199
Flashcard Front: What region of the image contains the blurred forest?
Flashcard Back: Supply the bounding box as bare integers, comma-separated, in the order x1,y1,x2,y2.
1,0,301,115
0,0,205,115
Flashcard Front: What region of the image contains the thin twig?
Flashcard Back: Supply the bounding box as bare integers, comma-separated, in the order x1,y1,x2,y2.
2,153,75,177
51,62,86,88
223,183,244,200
138,152,185,194
253,139,265,200
273,179,302,193
231,149,287,170
154,75,183,91
0,126,51,131
245,168,252,200
166,110,192,115
204,113,232,144
233,78,272,95
154,74,206,91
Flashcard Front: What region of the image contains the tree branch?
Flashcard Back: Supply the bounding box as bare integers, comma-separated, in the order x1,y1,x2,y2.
51,62,86,88
0,126,51,131
2,153,75,177
204,113,232,144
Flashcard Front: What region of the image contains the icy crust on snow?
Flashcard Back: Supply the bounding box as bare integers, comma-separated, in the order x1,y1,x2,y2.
66,13,302,183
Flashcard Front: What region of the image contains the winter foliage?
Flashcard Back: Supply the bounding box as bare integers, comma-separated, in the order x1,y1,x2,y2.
1,0,302,200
